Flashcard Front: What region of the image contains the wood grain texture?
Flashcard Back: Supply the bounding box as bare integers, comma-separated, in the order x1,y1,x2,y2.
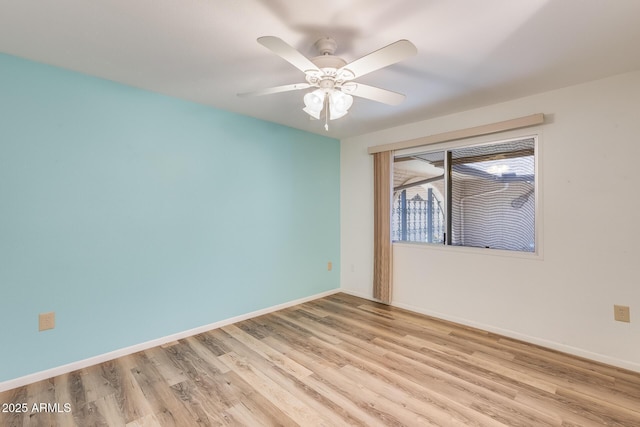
373,150,393,304
1,293,639,426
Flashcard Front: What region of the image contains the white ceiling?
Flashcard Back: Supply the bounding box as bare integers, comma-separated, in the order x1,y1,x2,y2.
1,0,639,139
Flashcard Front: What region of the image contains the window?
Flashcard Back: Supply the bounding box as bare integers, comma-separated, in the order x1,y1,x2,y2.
393,137,536,253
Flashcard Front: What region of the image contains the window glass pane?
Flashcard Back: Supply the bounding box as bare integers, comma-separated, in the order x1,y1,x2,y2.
392,151,445,243
450,138,535,252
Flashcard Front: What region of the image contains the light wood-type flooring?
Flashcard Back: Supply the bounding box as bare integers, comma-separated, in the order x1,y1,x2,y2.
2,293,640,426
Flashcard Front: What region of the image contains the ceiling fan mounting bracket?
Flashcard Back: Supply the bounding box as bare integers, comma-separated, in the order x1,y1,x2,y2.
314,37,337,56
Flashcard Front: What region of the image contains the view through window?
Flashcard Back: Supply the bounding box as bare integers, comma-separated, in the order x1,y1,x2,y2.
393,137,536,252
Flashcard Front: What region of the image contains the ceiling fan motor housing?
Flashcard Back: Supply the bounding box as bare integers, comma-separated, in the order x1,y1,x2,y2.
311,55,347,71
307,37,355,85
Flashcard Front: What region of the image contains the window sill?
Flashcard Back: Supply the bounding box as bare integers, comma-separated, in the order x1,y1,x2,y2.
392,240,543,260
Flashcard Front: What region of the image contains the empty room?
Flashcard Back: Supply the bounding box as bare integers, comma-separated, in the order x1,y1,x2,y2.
1,1,639,425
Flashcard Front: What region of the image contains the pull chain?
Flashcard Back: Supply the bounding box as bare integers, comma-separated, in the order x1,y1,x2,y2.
324,93,329,131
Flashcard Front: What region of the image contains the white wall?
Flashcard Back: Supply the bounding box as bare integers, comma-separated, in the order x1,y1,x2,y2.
340,70,640,372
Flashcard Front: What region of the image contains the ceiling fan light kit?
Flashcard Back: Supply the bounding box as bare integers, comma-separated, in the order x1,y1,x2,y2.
238,36,417,131
329,90,353,119
303,89,324,119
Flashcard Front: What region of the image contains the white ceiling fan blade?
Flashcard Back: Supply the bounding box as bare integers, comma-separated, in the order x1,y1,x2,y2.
238,83,310,97
339,39,417,80
257,36,320,74
341,82,406,105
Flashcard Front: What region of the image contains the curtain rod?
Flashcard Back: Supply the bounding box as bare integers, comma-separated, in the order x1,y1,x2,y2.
367,113,544,154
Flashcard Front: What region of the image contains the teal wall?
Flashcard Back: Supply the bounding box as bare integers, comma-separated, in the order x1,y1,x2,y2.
0,54,340,383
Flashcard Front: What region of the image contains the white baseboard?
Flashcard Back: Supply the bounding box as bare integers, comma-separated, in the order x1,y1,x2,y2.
338,287,374,301
0,288,341,393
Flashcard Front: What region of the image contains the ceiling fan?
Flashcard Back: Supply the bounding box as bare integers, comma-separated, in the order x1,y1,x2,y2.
238,36,417,130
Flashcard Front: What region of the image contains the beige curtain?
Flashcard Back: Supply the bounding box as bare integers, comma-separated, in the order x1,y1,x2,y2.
373,150,393,303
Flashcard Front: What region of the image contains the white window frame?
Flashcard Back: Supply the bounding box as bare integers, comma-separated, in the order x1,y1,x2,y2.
393,132,543,259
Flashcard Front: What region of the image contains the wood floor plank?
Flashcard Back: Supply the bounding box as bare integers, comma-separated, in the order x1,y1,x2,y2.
218,351,329,426
183,336,231,375
474,350,640,411
289,310,388,356
314,334,508,426
113,355,155,424
513,389,629,427
125,413,161,427
220,370,299,426
168,380,227,426
224,402,269,426
92,393,126,427
145,346,190,387
307,365,414,426
67,370,110,426
338,363,504,427
372,338,561,426
128,352,199,427
291,368,383,426
221,324,314,379
258,314,349,370
51,374,77,427
26,378,58,427
221,328,366,426
2,293,639,426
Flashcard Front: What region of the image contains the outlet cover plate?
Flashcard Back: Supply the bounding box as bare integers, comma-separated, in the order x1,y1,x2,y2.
614,305,630,323
39,312,55,331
